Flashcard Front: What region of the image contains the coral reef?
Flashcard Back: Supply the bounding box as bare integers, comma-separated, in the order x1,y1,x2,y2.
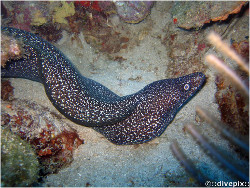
163,1,248,78
70,2,151,57
171,1,247,30
210,34,249,136
75,1,154,24
73,2,138,55
170,25,249,186
1,127,40,187
1,1,152,54
2,1,49,31
1,99,84,175
1,1,72,42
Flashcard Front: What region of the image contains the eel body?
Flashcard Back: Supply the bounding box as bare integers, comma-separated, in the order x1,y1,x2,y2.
1,27,206,145
1,27,139,127
93,72,206,144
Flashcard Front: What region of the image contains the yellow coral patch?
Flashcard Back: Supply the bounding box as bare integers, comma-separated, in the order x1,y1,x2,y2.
31,10,47,26
52,2,75,24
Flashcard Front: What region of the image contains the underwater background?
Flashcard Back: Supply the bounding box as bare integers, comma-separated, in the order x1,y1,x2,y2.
1,1,249,186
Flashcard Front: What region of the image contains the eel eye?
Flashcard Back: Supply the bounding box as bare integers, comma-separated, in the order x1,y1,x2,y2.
184,83,190,91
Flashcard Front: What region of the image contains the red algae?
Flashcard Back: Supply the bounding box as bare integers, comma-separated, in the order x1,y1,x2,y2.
1,99,84,175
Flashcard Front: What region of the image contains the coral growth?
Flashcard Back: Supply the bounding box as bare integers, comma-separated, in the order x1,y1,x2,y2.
1,33,23,67
232,40,249,62
34,24,63,42
1,80,14,101
71,2,138,55
75,1,103,12
163,31,208,77
52,2,75,24
214,39,249,136
215,74,249,136
1,1,69,42
171,1,248,30
2,1,152,54
114,1,154,23
75,1,154,23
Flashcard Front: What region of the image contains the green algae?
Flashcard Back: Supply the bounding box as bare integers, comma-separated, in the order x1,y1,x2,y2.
1,127,40,187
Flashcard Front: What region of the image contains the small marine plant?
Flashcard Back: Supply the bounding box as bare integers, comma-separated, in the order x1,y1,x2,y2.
1,127,40,187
